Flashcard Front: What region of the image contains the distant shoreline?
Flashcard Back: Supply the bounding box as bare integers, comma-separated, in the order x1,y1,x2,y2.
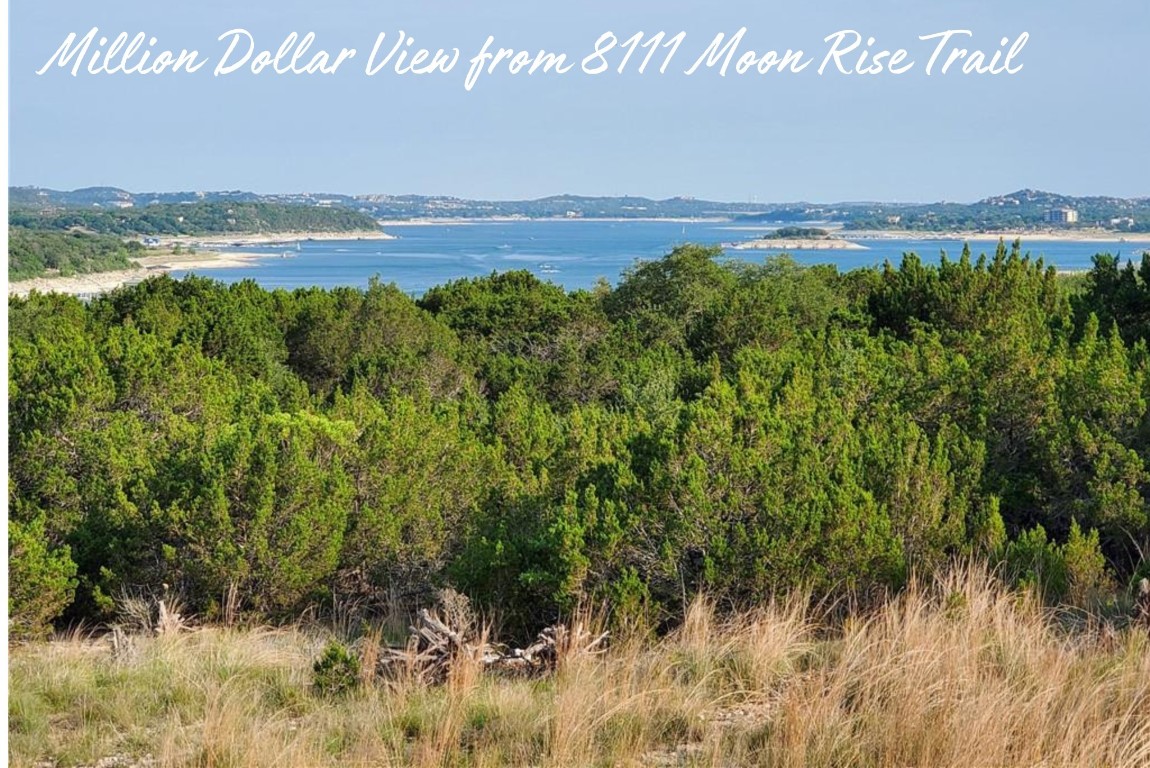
8,229,397,298
728,238,868,251
8,250,262,298
377,218,1149,243
163,229,397,247
10,224,1148,299
378,216,729,226
844,228,1150,244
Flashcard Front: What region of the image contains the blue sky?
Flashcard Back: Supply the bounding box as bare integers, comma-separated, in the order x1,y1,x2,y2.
8,0,1149,202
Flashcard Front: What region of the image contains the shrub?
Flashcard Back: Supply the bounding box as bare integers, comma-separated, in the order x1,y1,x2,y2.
312,641,361,697
1003,525,1069,601
8,514,78,638
1062,520,1112,605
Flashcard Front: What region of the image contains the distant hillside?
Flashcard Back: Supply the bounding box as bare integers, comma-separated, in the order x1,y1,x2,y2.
10,201,382,237
10,186,1150,231
10,186,266,209
10,186,782,220
8,227,142,281
842,189,1150,232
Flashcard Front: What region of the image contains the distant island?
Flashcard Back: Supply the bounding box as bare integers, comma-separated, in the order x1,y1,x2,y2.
727,226,867,251
760,226,832,239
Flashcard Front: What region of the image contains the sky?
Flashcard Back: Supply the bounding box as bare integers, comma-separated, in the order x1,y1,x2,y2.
7,0,1149,202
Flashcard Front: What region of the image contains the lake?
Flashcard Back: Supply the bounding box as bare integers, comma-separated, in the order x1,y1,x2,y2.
170,220,1150,294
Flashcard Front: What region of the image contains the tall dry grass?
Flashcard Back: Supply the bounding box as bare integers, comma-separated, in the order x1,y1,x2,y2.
9,565,1150,767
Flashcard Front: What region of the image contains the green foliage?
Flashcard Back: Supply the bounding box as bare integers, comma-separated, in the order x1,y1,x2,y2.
1003,525,1069,600
1073,252,1150,345
8,509,78,639
8,227,142,280
11,202,380,237
312,641,361,697
1061,520,1112,605
9,242,1150,632
1002,521,1111,605
761,226,830,239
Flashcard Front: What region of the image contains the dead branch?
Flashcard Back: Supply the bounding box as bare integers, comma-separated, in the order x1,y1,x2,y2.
376,609,609,682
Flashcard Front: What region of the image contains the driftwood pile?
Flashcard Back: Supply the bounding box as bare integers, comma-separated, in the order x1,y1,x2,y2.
1138,578,1150,629
378,607,609,681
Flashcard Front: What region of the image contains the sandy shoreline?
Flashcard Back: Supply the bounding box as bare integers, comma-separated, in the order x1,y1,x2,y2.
843,229,1150,244
8,250,263,298
378,219,1148,244
378,216,729,226
163,229,396,247
8,229,397,298
10,224,1146,299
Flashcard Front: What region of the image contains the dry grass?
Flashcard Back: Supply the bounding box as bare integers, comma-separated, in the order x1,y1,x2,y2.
9,566,1150,767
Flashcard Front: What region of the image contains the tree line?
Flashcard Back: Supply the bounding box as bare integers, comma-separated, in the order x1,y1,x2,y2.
10,242,1150,637
8,228,144,281
10,201,380,238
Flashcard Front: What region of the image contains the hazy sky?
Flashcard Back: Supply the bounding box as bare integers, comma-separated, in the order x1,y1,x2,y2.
8,0,1149,202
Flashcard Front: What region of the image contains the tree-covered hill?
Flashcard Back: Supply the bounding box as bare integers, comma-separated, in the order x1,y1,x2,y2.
10,201,382,237
10,242,1150,638
8,227,144,281
844,189,1150,232
14,185,1149,229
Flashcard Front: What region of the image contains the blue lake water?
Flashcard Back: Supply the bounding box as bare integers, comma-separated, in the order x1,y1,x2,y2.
170,220,1150,295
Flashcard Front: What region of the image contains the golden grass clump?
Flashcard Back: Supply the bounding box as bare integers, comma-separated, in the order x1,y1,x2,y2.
9,565,1150,767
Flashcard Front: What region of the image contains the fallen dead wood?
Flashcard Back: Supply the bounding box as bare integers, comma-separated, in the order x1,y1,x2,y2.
377,607,609,682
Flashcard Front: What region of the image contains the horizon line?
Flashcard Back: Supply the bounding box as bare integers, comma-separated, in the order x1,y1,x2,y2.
10,184,1150,208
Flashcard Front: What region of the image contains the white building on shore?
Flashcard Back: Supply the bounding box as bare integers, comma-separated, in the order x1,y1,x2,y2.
1045,207,1079,224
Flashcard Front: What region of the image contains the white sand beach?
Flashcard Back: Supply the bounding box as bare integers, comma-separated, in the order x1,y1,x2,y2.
8,250,263,298
163,229,396,248
9,229,399,298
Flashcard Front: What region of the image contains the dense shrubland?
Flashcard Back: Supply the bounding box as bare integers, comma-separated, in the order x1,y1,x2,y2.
9,241,1150,638
10,201,380,237
8,227,144,280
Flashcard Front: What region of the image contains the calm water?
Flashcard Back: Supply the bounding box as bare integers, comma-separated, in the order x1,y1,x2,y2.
170,220,1150,295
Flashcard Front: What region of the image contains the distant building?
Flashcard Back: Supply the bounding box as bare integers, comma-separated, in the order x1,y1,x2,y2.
1045,207,1079,224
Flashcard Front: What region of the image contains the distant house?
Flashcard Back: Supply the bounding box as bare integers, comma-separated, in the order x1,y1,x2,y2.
1045,207,1079,224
